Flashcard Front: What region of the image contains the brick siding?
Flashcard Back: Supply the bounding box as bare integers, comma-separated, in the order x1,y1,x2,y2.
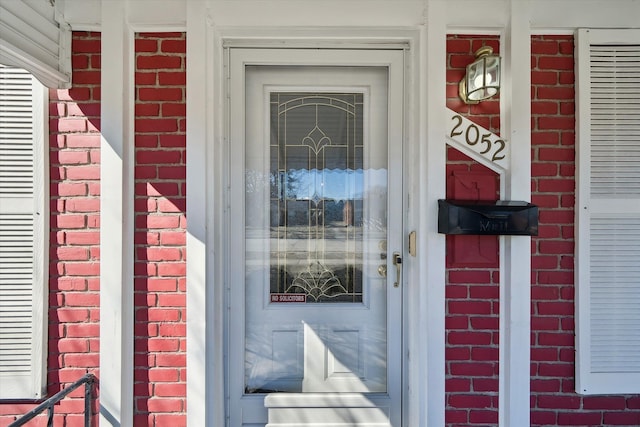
133,32,187,427
529,35,639,427
445,35,501,427
47,31,102,427
0,31,102,427
445,34,640,427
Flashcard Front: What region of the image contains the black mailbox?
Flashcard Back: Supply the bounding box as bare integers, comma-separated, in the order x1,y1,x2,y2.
438,199,538,236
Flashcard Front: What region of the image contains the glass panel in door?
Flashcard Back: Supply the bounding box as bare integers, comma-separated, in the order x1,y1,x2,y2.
268,92,365,304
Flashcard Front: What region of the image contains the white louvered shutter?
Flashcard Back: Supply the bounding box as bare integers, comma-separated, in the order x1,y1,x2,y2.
575,29,640,395
0,65,48,399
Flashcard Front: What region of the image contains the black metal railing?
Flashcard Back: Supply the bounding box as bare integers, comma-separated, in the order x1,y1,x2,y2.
9,373,96,427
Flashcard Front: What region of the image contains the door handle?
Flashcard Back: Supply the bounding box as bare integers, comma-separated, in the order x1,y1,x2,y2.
392,252,402,288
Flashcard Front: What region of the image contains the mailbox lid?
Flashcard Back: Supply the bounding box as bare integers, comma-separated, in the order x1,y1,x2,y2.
438,199,538,236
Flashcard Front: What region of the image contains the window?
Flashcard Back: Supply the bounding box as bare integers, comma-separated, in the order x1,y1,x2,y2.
0,65,48,399
575,29,640,395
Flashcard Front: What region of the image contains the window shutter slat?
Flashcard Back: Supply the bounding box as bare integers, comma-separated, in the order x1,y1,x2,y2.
576,29,640,395
589,217,640,372
0,65,46,399
589,43,640,197
0,66,34,199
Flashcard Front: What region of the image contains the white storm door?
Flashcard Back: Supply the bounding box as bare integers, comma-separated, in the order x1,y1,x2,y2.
228,49,404,427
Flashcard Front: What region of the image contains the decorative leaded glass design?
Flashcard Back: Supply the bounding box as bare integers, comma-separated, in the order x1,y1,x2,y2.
269,93,364,303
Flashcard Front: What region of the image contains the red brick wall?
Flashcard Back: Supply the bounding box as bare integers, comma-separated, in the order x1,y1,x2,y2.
48,31,102,426
133,32,187,427
445,34,640,427
530,35,640,426
51,32,102,400
0,31,102,427
445,35,501,426
0,30,189,427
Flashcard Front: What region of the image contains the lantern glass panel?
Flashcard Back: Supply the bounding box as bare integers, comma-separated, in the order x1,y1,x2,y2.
466,55,500,102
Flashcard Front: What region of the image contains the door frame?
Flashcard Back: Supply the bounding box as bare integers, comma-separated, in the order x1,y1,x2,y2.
227,51,405,426
185,25,447,427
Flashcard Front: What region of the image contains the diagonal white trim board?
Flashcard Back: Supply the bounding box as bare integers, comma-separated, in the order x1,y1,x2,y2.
445,107,509,173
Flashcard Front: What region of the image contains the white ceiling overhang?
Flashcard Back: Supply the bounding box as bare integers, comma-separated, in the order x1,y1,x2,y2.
0,0,71,88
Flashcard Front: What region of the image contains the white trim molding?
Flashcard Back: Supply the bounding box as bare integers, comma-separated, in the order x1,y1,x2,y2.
186,2,223,426
420,1,448,426
62,0,640,33
99,2,134,426
498,1,532,426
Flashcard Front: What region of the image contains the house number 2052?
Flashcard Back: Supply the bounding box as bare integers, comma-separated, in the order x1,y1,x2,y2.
450,114,506,162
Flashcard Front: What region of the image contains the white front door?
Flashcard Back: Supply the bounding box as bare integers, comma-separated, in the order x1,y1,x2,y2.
228,49,404,427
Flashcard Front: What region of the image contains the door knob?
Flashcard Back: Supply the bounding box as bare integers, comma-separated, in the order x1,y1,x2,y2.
378,264,387,278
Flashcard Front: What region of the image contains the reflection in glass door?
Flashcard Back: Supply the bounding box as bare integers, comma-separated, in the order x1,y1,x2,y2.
268,93,366,304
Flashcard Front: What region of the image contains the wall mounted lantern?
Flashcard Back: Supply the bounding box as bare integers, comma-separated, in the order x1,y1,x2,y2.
459,46,501,104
